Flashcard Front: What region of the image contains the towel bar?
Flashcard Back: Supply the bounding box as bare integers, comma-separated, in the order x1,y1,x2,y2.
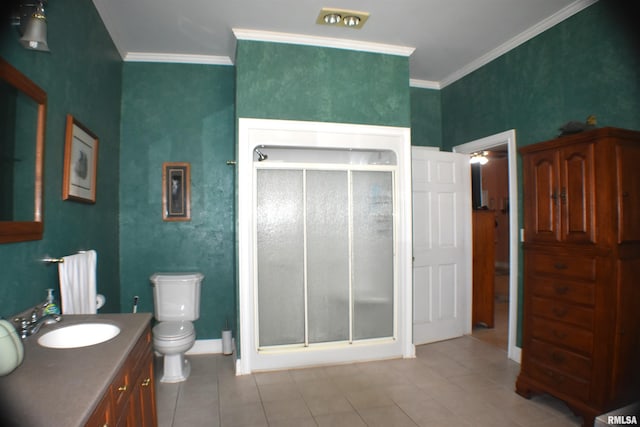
42,257,64,264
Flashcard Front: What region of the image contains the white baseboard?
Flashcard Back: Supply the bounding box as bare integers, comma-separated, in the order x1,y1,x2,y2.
186,338,235,355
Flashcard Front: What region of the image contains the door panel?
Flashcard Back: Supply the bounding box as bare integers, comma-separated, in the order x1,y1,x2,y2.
412,148,471,345
524,150,560,243
561,143,595,243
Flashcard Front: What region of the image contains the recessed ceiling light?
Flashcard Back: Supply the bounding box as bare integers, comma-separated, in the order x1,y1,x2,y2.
342,15,360,27
323,13,342,25
316,8,369,29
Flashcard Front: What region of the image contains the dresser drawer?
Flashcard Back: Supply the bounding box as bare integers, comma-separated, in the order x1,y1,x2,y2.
527,359,590,402
531,316,593,355
528,339,592,381
530,277,595,306
529,253,596,281
531,296,594,328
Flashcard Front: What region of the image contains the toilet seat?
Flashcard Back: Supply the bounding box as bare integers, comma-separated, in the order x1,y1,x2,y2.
153,321,194,340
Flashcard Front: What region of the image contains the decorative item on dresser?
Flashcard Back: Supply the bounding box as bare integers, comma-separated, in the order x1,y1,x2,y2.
516,127,640,427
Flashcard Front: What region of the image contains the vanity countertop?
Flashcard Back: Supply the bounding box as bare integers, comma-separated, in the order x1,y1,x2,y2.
0,313,152,427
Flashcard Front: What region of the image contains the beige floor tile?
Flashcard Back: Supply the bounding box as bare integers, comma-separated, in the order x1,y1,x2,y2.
346,388,396,410
357,405,419,427
304,395,354,416
219,401,267,427
262,397,312,422
315,411,367,427
258,381,302,402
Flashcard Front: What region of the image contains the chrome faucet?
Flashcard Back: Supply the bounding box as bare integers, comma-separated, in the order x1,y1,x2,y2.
14,310,62,339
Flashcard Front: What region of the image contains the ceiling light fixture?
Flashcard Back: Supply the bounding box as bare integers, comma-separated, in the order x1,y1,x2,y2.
316,8,369,29
342,16,360,27
469,151,489,165
11,0,50,52
323,13,342,25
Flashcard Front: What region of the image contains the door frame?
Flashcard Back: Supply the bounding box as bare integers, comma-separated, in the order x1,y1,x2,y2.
453,129,521,363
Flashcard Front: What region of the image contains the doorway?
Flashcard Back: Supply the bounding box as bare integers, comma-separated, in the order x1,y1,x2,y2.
454,130,520,363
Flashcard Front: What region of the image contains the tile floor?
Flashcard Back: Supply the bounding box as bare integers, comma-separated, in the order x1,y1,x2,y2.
155,337,583,427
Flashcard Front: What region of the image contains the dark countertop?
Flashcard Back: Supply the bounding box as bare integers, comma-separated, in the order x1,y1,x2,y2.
0,313,152,427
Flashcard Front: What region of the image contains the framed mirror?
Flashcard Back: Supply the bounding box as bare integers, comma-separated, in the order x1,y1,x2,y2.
0,57,47,243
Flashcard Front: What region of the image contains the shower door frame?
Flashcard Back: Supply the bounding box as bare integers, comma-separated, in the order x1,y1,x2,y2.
237,118,414,374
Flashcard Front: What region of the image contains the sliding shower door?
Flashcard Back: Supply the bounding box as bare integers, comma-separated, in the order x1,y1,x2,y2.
256,167,394,350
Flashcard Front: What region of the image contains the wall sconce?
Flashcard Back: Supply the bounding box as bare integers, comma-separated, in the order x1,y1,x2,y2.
469,151,489,165
12,1,50,52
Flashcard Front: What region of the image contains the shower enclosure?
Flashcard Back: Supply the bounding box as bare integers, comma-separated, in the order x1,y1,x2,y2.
237,119,413,374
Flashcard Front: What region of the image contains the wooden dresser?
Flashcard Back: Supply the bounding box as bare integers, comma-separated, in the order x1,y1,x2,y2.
516,127,640,427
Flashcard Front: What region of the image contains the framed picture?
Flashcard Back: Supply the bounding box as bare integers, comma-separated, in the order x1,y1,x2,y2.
62,114,99,203
162,162,191,221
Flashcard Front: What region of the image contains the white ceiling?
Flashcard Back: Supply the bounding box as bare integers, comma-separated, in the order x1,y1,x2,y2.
92,0,596,88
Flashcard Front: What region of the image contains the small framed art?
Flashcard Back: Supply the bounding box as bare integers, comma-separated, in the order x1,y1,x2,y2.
162,162,191,221
62,114,99,203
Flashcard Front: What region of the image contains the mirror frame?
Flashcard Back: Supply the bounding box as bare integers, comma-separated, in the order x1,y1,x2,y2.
0,57,47,243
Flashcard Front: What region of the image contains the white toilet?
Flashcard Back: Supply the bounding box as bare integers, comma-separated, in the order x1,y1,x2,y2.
150,272,204,383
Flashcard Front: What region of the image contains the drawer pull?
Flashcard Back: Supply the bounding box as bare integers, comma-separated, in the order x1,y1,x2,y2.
141,378,151,387
118,385,127,392
553,263,568,270
554,285,569,295
552,307,568,317
551,352,565,363
553,329,567,339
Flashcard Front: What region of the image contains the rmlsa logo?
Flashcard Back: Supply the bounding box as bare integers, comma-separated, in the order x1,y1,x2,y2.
608,415,638,425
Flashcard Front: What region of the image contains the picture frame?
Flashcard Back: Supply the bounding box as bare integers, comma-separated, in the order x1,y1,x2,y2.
62,114,99,203
162,162,191,221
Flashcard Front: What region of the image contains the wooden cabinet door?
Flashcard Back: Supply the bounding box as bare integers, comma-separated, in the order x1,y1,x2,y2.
616,141,640,243
472,210,495,328
85,392,113,427
126,352,157,427
560,142,595,243
523,148,560,243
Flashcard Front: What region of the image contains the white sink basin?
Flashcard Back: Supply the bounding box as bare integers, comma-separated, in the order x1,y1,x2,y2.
37,323,121,349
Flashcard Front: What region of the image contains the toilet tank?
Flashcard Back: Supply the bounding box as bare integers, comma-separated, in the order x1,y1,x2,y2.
150,273,204,321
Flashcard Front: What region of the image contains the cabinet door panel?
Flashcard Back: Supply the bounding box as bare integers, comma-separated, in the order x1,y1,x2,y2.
616,142,640,243
524,150,560,242
561,142,595,243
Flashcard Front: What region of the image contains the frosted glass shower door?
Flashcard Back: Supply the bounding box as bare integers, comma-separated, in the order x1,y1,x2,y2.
352,171,394,340
306,171,350,344
256,170,304,347
256,168,394,349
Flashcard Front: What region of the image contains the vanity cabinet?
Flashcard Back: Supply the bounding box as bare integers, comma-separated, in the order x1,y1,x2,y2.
86,325,157,427
516,127,640,427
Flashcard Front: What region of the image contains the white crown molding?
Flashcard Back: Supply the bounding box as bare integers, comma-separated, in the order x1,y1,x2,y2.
439,0,598,88
233,28,415,57
409,79,441,90
124,52,233,65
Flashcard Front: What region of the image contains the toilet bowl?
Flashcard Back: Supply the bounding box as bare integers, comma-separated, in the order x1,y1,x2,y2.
152,321,195,383
150,272,203,383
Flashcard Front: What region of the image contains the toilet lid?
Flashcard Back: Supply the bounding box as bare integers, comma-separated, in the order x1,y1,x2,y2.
153,321,194,339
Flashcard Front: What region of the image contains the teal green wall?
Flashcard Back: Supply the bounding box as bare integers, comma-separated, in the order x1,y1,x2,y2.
441,2,640,148
236,41,411,127
119,63,236,339
440,2,640,345
410,87,442,147
0,0,122,317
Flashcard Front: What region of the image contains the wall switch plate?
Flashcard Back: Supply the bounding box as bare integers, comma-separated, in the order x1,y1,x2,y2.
520,228,525,242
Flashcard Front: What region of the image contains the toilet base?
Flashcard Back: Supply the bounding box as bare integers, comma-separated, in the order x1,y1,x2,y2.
159,353,191,383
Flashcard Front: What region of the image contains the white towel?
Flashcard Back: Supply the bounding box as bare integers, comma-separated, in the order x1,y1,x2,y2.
58,250,97,314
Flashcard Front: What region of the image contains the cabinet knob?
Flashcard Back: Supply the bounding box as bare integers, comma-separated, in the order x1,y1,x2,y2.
118,385,127,392
142,378,151,387
554,285,569,295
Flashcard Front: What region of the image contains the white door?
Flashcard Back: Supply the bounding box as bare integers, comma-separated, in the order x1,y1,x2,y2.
412,148,472,345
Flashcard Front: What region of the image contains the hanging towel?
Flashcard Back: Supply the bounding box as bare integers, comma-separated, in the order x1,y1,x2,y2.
58,250,97,314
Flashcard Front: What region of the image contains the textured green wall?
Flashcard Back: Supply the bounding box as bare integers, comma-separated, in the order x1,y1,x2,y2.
440,1,640,345
0,0,122,317
441,2,640,149
236,41,411,127
410,87,442,147
119,63,236,339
